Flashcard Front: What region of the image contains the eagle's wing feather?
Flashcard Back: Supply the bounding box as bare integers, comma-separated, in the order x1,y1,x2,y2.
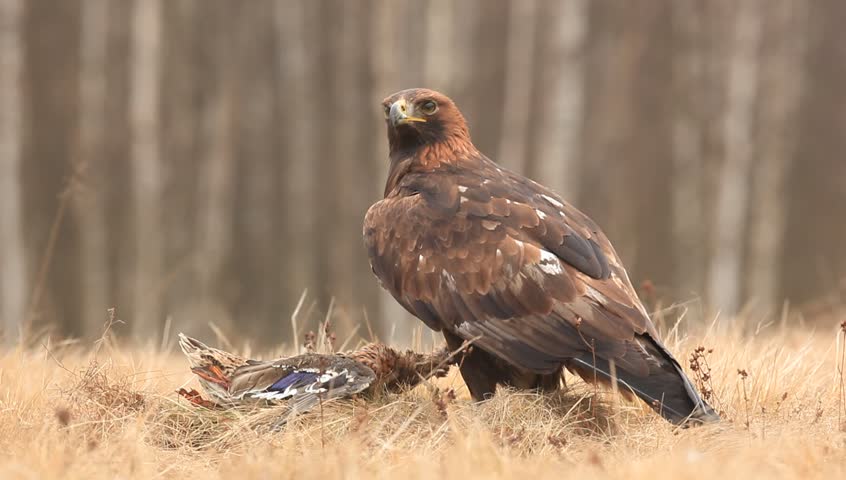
364,165,658,375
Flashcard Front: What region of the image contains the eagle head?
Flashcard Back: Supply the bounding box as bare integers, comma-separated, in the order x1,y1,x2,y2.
381,88,471,155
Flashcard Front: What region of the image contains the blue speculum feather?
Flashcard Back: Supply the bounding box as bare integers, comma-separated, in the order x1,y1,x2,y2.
269,371,319,391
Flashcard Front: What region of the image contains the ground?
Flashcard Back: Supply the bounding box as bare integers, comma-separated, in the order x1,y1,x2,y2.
0,321,844,479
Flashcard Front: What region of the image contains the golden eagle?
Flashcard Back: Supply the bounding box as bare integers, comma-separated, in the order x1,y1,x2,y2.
364,88,718,425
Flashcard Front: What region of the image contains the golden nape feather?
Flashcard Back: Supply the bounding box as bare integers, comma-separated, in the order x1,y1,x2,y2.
177,333,452,418
365,88,719,425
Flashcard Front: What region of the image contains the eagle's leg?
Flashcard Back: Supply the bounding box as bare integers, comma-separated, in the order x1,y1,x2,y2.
535,368,564,393
501,365,563,393
443,331,498,401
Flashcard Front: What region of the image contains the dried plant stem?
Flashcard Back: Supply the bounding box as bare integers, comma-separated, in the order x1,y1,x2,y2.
838,321,845,431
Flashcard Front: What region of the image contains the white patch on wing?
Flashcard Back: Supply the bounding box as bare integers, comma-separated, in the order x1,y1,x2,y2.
316,368,347,384
456,322,476,336
481,219,498,230
584,285,608,305
541,194,564,208
460,197,468,204
538,250,563,275
458,185,468,193
536,209,547,220
442,271,457,289
250,388,298,400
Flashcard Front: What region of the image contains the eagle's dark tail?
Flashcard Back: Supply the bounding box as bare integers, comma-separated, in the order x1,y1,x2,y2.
566,335,720,426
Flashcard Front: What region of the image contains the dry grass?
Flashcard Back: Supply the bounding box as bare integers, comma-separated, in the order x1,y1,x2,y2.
1,321,845,479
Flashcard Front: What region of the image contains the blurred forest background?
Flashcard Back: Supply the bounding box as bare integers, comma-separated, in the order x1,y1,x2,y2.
0,0,844,346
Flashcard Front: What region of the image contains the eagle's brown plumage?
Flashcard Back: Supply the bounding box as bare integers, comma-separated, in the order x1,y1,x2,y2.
364,88,719,425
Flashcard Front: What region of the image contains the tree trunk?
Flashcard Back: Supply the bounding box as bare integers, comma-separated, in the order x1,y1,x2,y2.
745,0,806,313
130,0,163,339
706,0,762,316
0,0,26,341
578,2,649,264
158,0,199,331
75,0,109,337
423,0,455,92
275,0,317,332
195,1,237,332
497,0,537,174
370,0,406,342
528,0,587,197
670,0,706,301
782,0,846,308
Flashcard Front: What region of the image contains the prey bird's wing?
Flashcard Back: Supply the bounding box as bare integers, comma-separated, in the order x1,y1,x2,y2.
228,355,375,414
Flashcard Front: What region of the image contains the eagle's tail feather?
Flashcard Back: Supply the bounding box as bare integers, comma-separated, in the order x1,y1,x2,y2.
566,337,719,426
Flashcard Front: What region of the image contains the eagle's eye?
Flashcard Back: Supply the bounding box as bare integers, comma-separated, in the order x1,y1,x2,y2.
383,104,391,118
419,100,438,115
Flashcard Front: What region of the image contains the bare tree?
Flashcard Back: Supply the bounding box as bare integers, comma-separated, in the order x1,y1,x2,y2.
578,2,650,264
497,0,538,173
0,0,26,341
370,0,414,342
74,0,109,336
745,0,806,312
130,0,163,338
195,2,236,321
528,0,587,197
706,0,762,316
423,0,455,92
232,2,279,335
275,0,317,317
670,0,706,301
5,0,846,342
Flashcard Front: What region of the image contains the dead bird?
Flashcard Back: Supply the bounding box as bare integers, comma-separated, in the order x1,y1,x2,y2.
177,333,452,416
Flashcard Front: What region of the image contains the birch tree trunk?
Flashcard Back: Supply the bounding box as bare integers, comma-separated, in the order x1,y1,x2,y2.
233,2,278,336
329,0,379,337
130,0,163,338
706,0,762,316
75,0,109,336
370,0,407,342
497,0,537,173
276,0,316,324
0,0,26,341
329,0,360,310
195,3,235,321
423,0,455,92
745,0,806,312
528,0,587,197
578,2,648,263
463,0,509,157
670,0,706,301
782,0,846,307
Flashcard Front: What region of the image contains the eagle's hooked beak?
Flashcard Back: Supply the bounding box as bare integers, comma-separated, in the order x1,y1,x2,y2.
389,98,427,127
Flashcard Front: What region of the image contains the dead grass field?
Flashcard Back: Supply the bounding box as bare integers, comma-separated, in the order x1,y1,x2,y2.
1,320,845,479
